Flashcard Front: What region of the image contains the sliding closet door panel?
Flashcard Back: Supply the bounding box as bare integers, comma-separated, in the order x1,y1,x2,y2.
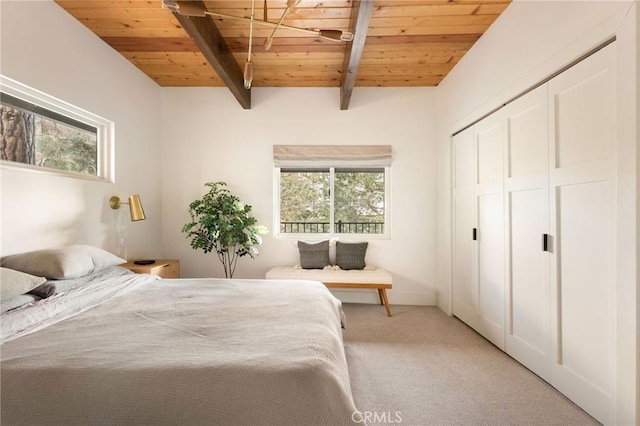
475,114,505,349
557,182,614,391
504,84,551,380
549,43,616,425
452,128,478,329
508,188,550,374
453,193,477,323
510,190,547,347
454,135,474,189
476,122,503,185
508,92,548,178
477,193,504,347
555,71,610,169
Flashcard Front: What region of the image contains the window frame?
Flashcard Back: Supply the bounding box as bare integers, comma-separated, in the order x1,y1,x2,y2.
274,165,391,240
0,75,115,182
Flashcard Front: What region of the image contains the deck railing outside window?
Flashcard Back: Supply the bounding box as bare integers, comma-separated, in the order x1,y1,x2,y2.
280,221,384,234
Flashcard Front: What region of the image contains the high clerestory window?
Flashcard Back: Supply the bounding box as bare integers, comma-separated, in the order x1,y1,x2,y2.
274,145,391,238
0,76,113,181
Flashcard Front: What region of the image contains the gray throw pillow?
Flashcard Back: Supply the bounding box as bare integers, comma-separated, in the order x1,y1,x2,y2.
335,242,368,270
298,240,330,269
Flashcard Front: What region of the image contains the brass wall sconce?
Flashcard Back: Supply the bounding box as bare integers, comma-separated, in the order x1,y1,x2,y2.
109,194,146,221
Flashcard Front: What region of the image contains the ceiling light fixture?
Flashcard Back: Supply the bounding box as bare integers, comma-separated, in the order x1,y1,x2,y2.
263,0,301,51
162,1,354,44
244,0,256,89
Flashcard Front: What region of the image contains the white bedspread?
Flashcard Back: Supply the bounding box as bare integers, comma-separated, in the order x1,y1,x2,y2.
1,270,158,343
1,275,359,425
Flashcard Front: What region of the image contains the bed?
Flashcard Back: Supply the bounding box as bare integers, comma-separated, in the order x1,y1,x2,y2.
0,246,359,426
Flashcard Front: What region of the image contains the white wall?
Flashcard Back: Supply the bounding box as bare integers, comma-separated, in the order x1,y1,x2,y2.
0,0,162,259
161,87,438,305
435,1,638,423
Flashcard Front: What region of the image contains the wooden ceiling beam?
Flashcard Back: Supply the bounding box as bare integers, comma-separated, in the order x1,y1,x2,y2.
166,0,250,109
340,0,375,110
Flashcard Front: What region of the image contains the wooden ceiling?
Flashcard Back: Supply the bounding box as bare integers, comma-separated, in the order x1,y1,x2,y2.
55,0,511,109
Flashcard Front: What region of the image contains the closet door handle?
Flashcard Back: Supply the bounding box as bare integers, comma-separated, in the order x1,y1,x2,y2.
472,228,477,241
542,234,550,252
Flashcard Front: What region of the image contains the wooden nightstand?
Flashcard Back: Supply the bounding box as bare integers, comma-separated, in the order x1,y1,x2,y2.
121,259,180,279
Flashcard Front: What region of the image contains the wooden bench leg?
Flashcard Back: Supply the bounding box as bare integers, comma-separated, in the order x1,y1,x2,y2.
379,289,392,317
320,281,392,317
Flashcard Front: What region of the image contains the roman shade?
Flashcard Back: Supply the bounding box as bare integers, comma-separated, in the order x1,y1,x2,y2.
273,145,392,168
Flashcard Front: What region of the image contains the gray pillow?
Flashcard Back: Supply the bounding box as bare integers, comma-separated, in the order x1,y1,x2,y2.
298,240,330,269
0,267,47,300
335,242,368,270
1,245,125,280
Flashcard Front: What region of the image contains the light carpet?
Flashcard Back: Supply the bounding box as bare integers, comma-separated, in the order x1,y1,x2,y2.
342,304,598,426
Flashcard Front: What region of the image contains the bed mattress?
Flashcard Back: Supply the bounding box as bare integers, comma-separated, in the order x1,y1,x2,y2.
1,272,358,425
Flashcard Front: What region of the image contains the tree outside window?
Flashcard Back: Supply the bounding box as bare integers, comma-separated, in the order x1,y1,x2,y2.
279,167,386,235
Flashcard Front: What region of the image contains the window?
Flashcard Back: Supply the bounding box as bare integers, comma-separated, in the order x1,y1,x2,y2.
274,145,391,237
0,76,114,181
280,168,330,233
334,168,386,233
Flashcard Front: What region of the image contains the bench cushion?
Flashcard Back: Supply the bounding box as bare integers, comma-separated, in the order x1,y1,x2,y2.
266,266,392,285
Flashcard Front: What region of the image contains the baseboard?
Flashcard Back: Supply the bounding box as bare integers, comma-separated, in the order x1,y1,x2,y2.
329,289,436,306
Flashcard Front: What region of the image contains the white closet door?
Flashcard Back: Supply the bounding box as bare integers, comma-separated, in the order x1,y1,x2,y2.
452,127,478,329
549,44,616,425
475,113,505,349
503,85,551,381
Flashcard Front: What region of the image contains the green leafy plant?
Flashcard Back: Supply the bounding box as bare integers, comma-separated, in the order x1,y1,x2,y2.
182,182,268,278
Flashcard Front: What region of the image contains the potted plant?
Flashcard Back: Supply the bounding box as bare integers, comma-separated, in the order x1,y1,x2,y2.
182,181,268,278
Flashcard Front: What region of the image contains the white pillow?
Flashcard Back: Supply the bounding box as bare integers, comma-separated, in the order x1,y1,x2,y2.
1,245,125,279
0,267,47,300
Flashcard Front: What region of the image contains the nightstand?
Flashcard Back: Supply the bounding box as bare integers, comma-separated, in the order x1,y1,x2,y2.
121,259,180,279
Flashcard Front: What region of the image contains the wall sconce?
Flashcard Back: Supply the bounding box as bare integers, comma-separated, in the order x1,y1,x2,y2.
109,194,146,221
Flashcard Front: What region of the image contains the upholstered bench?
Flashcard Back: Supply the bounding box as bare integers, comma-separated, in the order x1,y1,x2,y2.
265,266,393,316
